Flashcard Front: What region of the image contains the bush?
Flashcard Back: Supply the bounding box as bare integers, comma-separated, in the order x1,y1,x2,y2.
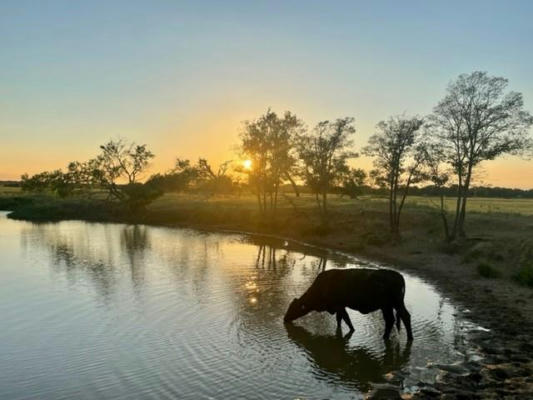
477,262,501,279
514,263,533,287
121,183,163,211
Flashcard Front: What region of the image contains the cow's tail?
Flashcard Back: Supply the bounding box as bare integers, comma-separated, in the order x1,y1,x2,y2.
395,278,405,332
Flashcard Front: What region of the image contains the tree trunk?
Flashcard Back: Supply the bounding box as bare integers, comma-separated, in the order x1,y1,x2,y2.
440,193,451,242
388,180,394,233
286,174,300,197
451,171,463,240
315,193,322,215
457,163,473,238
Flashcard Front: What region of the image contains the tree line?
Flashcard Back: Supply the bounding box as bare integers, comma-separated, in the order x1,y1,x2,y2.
20,71,533,242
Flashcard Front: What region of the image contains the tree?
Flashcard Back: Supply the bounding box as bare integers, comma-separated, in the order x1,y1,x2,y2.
240,109,303,214
298,117,356,218
364,116,424,237
94,139,154,198
194,159,235,195
146,159,195,193
420,143,451,241
90,139,162,210
341,168,367,199
20,139,161,210
430,71,533,239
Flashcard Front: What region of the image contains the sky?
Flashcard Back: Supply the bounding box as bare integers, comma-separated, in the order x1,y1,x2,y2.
1,0,532,188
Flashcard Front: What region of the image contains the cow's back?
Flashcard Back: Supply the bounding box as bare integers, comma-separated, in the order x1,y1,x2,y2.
304,268,405,314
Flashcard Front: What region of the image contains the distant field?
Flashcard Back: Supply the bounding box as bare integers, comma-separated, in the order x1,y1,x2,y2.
148,192,533,216
2,185,533,216
0,186,21,194
404,196,533,216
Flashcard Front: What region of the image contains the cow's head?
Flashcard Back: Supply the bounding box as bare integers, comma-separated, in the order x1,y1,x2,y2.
284,298,311,322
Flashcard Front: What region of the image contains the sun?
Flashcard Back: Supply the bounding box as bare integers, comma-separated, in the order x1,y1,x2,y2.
243,159,252,170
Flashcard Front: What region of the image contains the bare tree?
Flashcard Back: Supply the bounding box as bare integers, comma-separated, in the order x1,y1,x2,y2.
430,71,533,239
364,116,424,237
298,117,357,218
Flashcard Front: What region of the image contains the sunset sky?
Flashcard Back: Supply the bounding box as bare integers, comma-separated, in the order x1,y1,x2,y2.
1,1,532,188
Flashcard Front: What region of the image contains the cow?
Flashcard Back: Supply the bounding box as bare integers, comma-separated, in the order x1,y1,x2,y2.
283,268,413,341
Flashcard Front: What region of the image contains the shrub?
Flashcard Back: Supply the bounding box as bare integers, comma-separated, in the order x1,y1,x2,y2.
514,262,533,287
477,262,501,279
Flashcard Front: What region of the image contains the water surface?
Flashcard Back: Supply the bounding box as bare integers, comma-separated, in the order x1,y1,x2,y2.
0,213,474,399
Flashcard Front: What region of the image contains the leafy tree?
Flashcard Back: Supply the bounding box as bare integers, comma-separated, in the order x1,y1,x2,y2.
341,168,367,199
21,139,161,210
364,116,424,237
21,169,78,197
94,139,154,200
240,109,303,213
420,143,451,241
430,71,533,239
194,159,235,195
298,117,356,217
146,158,197,193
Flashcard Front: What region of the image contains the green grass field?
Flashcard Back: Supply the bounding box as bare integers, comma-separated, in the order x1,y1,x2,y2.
146,191,533,216
2,185,533,216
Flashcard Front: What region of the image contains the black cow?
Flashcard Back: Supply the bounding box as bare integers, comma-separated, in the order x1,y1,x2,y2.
284,268,413,341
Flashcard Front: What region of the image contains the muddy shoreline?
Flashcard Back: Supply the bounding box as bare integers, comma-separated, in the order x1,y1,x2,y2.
360,248,533,399
5,209,533,399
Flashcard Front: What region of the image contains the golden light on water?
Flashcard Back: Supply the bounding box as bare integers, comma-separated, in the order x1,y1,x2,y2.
244,281,257,290
243,159,252,170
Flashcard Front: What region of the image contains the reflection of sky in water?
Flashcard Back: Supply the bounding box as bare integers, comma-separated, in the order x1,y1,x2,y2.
0,213,472,399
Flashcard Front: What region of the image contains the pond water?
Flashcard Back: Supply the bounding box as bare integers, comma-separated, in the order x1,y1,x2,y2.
0,212,477,399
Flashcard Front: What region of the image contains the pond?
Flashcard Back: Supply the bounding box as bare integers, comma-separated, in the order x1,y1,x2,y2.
0,212,479,399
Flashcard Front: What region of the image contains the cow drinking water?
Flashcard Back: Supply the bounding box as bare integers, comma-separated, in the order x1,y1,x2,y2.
283,268,413,341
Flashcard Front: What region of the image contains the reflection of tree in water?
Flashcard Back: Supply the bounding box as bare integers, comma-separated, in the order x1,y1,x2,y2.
236,244,301,325
158,232,221,301
21,223,153,303
120,225,151,293
286,324,412,392
254,245,297,273
42,229,116,302
236,242,353,332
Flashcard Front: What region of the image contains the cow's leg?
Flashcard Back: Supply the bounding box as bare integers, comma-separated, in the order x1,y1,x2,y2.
382,307,395,340
396,303,413,341
341,308,354,332
336,309,343,329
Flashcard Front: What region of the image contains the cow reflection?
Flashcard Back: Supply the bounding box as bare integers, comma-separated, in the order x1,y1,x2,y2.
286,324,411,391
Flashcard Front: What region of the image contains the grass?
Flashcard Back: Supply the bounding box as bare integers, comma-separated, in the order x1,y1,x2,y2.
377,195,533,216
0,186,21,194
